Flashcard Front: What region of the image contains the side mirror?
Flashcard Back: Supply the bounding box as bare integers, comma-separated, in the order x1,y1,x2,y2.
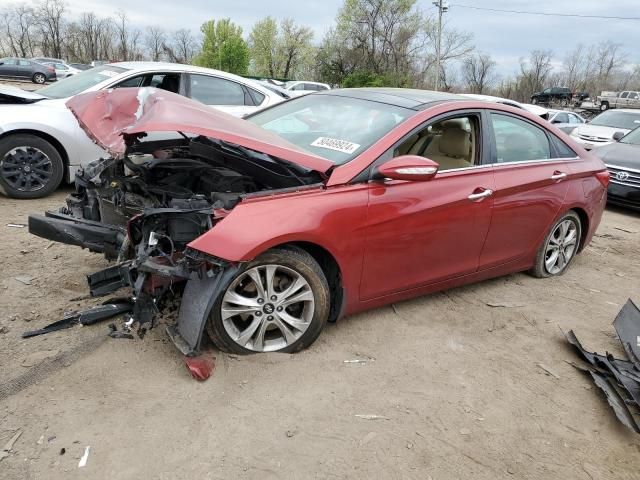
377,155,439,182
613,131,625,141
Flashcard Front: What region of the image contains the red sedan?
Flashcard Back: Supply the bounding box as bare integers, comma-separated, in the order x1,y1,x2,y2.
29,87,609,355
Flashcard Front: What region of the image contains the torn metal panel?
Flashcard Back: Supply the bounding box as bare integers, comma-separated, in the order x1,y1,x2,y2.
589,370,640,433
613,299,640,369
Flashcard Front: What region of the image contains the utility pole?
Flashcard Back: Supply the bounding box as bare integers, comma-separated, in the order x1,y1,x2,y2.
433,0,449,91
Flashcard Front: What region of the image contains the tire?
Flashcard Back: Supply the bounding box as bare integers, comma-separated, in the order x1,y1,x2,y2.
531,98,538,105
32,73,46,84
529,211,582,278
0,134,64,199
206,247,330,354
600,102,609,111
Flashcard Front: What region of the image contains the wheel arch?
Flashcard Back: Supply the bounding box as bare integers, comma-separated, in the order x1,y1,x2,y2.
570,207,590,253
0,129,69,181
271,241,346,323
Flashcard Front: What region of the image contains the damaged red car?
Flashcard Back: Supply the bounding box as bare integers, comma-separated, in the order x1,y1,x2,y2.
29,87,609,355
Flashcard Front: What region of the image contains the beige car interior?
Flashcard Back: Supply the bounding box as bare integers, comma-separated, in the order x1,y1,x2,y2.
395,117,477,171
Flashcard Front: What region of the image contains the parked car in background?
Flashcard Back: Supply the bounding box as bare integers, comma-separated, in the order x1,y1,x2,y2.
42,61,82,79
0,62,284,199
252,79,292,99
596,91,640,111
531,87,572,105
29,87,608,355
570,109,640,150
0,57,56,84
69,63,92,71
284,80,331,96
573,91,590,103
592,127,640,210
547,109,586,134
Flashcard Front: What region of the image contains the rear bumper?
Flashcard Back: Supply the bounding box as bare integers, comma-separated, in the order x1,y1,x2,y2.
607,182,640,211
28,211,126,260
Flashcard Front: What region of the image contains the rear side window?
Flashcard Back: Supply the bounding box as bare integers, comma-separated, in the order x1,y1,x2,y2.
549,135,577,158
490,113,551,163
620,92,629,99
190,74,245,105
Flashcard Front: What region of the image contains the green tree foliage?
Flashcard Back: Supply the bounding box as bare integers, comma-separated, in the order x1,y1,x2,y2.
248,17,314,80
194,18,249,75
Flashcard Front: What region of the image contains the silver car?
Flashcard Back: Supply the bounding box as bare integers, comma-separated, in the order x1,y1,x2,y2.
0,62,284,199
569,109,640,150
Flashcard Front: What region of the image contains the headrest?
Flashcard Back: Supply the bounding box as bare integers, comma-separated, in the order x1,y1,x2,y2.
439,127,470,158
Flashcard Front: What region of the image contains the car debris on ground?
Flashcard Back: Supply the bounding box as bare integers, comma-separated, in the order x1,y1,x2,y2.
0,430,22,462
565,298,640,433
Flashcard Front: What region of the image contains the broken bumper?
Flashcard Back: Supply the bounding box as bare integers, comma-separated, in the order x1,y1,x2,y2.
28,212,126,260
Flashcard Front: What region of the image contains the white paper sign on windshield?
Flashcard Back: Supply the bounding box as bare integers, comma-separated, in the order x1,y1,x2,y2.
311,137,361,154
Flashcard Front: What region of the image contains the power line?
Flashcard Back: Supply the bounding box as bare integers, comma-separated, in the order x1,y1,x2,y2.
449,4,640,21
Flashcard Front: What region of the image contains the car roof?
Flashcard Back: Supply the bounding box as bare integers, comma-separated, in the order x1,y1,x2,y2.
316,88,462,109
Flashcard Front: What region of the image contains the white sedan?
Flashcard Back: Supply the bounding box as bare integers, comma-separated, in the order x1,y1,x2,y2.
0,62,285,198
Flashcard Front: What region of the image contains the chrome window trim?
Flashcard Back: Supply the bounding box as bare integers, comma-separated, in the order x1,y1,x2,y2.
492,157,579,167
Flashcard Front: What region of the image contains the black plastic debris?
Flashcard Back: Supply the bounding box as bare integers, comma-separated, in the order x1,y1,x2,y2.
565,299,640,433
22,300,133,338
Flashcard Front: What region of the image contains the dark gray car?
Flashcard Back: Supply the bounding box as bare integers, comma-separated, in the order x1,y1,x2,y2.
0,58,56,84
593,127,640,210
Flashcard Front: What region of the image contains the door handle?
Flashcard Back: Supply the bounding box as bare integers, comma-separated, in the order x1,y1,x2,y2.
468,188,493,201
550,171,568,181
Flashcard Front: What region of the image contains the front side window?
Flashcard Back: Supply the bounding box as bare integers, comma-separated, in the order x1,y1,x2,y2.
543,88,551,94
393,115,480,171
619,127,640,146
190,74,245,105
628,92,639,100
490,113,551,163
553,112,569,123
569,114,582,124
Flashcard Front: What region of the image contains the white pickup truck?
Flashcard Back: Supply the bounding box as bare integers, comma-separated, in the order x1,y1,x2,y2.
596,91,640,111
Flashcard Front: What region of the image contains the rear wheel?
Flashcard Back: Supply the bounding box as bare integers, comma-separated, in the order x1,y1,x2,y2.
530,211,581,278
206,248,330,354
32,73,46,84
0,134,64,199
600,102,609,111
531,98,538,104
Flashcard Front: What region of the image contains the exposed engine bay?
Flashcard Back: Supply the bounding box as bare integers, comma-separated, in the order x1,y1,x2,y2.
28,134,325,353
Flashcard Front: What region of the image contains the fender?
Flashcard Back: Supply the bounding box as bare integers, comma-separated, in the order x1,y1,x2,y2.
187,182,370,312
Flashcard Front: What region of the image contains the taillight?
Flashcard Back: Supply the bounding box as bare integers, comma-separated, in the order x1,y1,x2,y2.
47,66,55,72
596,170,610,188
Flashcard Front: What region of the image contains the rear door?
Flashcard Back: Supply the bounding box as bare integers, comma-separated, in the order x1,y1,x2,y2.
478,112,574,269
360,110,495,300
627,92,640,108
16,60,33,79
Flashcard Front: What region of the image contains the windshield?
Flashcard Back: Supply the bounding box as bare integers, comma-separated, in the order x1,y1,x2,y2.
247,94,413,164
620,126,640,145
589,111,640,130
38,65,128,99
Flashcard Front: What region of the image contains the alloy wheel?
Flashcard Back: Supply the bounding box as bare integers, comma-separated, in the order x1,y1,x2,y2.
1,146,53,192
34,73,45,84
544,219,578,275
220,264,315,352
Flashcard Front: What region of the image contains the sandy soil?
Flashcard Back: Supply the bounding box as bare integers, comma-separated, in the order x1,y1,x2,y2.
0,189,639,480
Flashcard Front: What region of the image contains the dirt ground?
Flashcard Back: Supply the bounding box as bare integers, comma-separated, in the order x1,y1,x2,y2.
0,188,639,480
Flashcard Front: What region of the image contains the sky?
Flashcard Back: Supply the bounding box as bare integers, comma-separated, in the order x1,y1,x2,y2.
65,0,640,75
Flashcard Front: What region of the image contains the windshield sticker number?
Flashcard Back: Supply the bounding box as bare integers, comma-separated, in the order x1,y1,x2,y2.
311,137,360,154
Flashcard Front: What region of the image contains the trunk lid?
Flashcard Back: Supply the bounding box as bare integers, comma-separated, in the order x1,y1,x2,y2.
0,85,48,104
66,87,333,175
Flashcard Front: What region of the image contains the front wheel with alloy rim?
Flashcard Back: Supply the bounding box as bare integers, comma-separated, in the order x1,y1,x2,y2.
0,134,64,199
530,211,581,278
206,248,330,354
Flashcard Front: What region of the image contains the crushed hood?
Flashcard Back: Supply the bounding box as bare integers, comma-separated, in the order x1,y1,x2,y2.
0,85,48,104
66,87,333,174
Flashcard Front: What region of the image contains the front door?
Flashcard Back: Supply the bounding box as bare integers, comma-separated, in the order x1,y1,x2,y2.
360,112,495,300
479,112,573,269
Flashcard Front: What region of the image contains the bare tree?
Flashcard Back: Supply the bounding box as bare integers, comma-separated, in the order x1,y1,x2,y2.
462,52,496,94
518,49,553,100
145,26,166,61
1,4,37,57
163,28,197,64
35,0,66,58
